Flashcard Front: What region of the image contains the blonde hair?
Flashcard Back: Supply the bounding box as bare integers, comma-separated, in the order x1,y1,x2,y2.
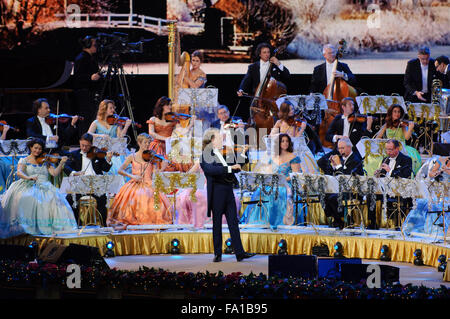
97,99,115,121
137,132,151,145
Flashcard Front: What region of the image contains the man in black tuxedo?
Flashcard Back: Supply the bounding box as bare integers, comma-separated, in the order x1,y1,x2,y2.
403,46,437,103
322,137,365,229
211,105,246,149
310,44,357,94
237,42,290,97
434,55,450,89
317,97,373,175
63,133,113,225
200,128,255,262
26,98,79,151
73,36,101,134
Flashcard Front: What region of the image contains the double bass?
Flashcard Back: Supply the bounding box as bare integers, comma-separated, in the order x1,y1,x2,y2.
250,49,287,148
319,39,357,149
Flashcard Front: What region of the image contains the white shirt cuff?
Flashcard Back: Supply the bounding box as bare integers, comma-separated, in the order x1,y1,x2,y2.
278,63,284,71
227,166,232,173
69,171,76,177
335,164,343,170
332,135,338,143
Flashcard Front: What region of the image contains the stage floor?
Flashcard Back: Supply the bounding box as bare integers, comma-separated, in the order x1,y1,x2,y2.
105,254,450,289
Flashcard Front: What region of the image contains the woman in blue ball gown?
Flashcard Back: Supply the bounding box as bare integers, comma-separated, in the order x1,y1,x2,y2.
241,134,301,229
0,138,77,238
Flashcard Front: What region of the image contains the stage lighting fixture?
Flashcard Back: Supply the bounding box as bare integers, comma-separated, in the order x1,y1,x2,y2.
104,241,115,258
278,239,288,255
224,238,233,254
380,245,391,261
171,238,180,254
333,242,344,258
437,255,447,272
27,241,38,260
413,249,423,266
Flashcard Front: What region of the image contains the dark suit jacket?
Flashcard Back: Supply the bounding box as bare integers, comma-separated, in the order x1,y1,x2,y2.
436,67,450,89
73,51,99,90
200,150,247,217
403,58,437,101
379,152,413,179
239,61,290,94
331,152,364,176
310,62,356,93
325,114,373,146
63,149,112,176
26,116,77,149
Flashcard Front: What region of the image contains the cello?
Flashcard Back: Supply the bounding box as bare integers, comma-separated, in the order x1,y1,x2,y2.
250,48,287,149
319,39,357,149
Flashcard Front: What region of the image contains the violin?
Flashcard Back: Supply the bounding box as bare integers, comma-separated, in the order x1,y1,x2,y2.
347,114,368,123
85,146,119,160
220,145,249,156
223,118,249,129
0,120,19,132
107,114,142,128
45,114,84,125
36,152,66,165
142,150,166,163
164,112,192,123
287,117,307,128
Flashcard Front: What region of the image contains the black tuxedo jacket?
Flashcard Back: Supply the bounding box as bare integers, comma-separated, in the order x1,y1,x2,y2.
63,149,112,176
26,116,76,149
73,51,99,90
200,150,247,217
325,114,373,146
403,58,437,101
332,152,364,176
379,152,413,179
239,61,290,94
310,61,356,93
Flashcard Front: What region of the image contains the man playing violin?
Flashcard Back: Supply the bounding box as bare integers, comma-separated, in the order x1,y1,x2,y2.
26,98,79,151
211,105,246,149
237,42,290,97
63,133,113,225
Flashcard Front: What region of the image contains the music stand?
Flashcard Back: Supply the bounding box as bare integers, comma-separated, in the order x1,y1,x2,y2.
0,140,29,189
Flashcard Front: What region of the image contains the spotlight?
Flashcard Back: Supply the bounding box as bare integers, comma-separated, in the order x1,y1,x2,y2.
104,241,115,258
278,239,288,255
380,245,391,261
224,238,233,254
333,242,344,258
171,238,180,254
437,255,447,272
413,249,423,266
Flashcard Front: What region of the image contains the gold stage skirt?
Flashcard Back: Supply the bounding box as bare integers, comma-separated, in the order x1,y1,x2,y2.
2,230,449,273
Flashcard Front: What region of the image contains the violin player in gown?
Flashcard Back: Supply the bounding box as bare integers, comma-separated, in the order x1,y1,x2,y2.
0,138,77,238
200,128,255,262
107,133,173,228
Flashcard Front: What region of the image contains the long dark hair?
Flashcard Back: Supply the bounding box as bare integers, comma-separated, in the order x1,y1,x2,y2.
278,101,292,122
153,96,171,120
385,104,405,128
27,138,45,155
275,133,294,154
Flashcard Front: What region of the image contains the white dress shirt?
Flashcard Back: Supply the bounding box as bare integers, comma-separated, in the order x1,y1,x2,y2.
260,60,270,84
421,63,428,93
333,115,351,143
326,61,348,85
220,121,234,147
387,155,398,177
37,116,57,148
79,152,97,176
334,152,353,170
213,148,232,173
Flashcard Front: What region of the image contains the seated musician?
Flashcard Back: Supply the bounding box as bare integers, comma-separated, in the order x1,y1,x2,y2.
236,42,290,97
178,50,207,89
434,55,450,88
322,137,364,229
26,98,79,151
63,133,113,225
317,97,373,175
211,105,246,149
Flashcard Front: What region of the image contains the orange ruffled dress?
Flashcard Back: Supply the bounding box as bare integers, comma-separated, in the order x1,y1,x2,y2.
107,156,173,226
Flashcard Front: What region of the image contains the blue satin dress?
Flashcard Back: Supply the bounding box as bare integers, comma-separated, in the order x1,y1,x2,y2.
0,158,77,238
241,156,301,229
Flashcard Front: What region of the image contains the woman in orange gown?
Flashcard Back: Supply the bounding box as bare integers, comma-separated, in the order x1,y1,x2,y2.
107,133,173,228
147,96,195,172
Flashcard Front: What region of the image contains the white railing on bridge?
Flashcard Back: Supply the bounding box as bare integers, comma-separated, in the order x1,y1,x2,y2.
54,13,204,35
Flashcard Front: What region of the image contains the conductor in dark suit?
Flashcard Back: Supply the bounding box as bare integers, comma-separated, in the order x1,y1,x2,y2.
26,98,79,151
310,44,356,94
403,46,437,103
322,137,365,229
63,133,113,224
200,128,255,262
237,42,290,97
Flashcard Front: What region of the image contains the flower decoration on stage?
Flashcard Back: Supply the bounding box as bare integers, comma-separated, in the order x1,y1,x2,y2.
154,173,198,209
361,96,400,114
363,139,387,165
407,104,441,133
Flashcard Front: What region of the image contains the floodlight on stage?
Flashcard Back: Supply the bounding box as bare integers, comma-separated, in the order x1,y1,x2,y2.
104,241,115,258
333,242,344,258
171,238,180,254
413,249,423,266
437,255,447,272
224,238,233,254
380,245,391,262
278,239,288,255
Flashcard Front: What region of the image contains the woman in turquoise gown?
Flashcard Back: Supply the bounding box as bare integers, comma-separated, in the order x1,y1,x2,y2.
241,134,302,229
402,156,450,237
367,104,421,176
0,138,77,238
88,99,131,179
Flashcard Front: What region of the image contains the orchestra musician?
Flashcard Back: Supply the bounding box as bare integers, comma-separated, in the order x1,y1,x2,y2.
211,105,246,148
200,128,255,262
26,98,79,151
434,55,450,88
178,50,207,89
403,46,437,103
